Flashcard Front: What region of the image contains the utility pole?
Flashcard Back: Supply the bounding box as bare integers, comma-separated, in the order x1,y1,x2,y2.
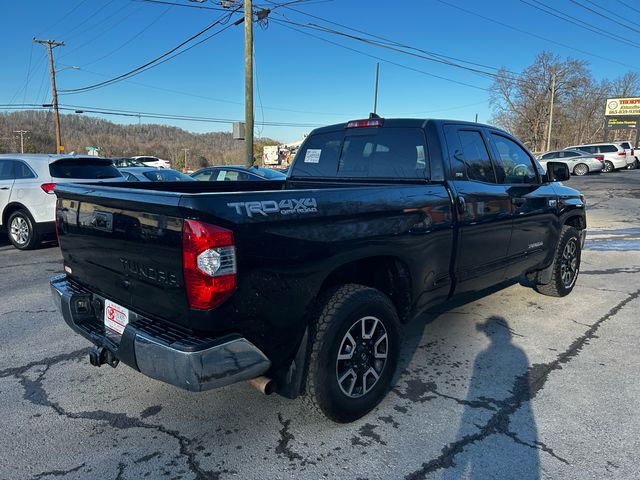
33,38,65,154
183,148,189,172
545,73,556,152
14,130,29,154
244,0,254,166
373,62,380,115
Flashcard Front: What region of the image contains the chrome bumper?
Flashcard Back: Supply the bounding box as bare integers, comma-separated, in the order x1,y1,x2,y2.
50,274,271,392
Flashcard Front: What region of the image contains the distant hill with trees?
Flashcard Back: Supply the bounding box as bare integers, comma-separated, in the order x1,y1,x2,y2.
0,110,279,168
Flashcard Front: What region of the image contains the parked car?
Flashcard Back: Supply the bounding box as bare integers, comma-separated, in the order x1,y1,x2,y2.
0,154,122,250
130,156,171,169
120,167,195,182
537,149,603,176
51,118,585,422
191,165,287,181
564,143,629,172
111,157,146,168
615,141,638,169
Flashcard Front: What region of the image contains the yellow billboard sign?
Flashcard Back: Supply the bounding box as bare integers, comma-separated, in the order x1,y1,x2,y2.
605,97,640,116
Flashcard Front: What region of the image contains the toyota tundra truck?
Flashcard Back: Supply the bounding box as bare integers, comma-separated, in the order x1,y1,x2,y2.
50,118,586,422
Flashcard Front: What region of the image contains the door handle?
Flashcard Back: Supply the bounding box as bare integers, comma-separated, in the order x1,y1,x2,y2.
456,196,466,215
0,186,9,190
512,197,526,207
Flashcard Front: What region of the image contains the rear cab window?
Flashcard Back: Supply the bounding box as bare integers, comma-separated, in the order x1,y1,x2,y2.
291,126,429,180
49,158,121,179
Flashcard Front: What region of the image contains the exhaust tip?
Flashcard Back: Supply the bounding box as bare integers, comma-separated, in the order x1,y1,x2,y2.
248,376,274,395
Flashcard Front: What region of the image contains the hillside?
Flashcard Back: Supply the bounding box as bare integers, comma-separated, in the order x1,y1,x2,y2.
0,110,279,168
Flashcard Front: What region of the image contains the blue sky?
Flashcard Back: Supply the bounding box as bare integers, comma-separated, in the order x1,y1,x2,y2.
1,0,638,142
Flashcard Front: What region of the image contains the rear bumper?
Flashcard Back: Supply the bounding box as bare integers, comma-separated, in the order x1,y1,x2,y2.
50,274,271,392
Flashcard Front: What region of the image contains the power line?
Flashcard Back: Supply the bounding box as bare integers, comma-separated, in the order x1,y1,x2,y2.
568,0,640,35
59,7,241,94
520,0,640,50
615,0,640,15
80,5,174,67
270,18,490,92
0,103,324,128
267,0,519,76
59,3,146,60
275,16,524,85
436,0,639,72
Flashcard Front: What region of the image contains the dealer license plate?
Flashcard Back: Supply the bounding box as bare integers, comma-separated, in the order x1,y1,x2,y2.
104,299,129,335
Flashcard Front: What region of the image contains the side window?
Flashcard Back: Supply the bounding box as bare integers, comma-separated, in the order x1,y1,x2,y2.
457,130,496,183
581,146,596,154
192,171,211,181
490,134,538,184
338,128,427,179
224,170,239,181
0,160,15,180
541,152,556,159
13,161,36,179
124,172,140,182
598,145,617,153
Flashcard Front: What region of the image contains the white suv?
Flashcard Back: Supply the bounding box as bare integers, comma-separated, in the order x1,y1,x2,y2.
564,143,629,173
0,154,123,250
130,155,171,169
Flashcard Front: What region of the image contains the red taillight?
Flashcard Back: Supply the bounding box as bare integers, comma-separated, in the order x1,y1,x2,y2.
631,148,634,156
346,118,384,128
595,155,604,161
617,150,626,156
41,183,56,194
182,219,236,310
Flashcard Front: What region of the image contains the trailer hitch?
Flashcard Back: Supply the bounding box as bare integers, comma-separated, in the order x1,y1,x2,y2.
89,346,119,368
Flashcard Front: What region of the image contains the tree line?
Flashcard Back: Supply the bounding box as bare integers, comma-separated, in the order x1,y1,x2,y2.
0,110,280,168
490,51,640,153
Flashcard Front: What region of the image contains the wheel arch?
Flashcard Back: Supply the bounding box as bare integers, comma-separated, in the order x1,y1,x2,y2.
2,201,31,228
318,255,413,323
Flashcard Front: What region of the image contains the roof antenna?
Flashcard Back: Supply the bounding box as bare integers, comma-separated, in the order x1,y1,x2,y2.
369,112,381,119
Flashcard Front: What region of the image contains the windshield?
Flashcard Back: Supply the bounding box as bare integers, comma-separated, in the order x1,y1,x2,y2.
142,169,194,181
49,159,122,179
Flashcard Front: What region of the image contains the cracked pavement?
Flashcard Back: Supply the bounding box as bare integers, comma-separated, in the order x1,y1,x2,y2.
1,170,639,479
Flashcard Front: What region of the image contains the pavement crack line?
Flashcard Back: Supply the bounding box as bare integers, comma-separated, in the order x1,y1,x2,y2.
503,430,570,465
2,348,219,480
404,289,640,480
31,462,86,479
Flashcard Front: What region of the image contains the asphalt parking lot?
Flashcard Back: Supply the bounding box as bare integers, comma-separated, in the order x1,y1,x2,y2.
1,170,639,480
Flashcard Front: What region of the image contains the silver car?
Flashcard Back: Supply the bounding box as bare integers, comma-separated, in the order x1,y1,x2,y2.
537,149,603,176
565,143,628,172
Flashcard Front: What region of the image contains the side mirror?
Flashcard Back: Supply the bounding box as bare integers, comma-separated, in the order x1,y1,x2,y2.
545,161,570,182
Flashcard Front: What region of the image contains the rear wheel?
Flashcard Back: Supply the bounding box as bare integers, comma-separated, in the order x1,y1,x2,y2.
8,210,42,250
573,163,589,176
535,225,581,297
304,284,400,423
602,160,614,173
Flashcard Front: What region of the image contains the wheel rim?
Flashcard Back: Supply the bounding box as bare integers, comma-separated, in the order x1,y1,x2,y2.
335,316,388,398
560,238,579,288
10,216,30,245
604,161,613,172
575,164,588,176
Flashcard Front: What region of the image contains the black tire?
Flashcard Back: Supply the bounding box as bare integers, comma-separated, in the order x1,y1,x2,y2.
303,284,400,423
573,163,589,176
7,209,42,250
602,160,614,173
634,158,640,169
535,225,581,297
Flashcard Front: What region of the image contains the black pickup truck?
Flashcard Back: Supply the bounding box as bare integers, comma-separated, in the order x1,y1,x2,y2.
51,118,586,422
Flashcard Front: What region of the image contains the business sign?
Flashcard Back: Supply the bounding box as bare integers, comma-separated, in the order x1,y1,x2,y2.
606,117,637,129
605,97,640,116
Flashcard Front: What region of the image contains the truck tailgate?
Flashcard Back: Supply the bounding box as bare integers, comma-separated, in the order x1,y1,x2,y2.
55,184,189,327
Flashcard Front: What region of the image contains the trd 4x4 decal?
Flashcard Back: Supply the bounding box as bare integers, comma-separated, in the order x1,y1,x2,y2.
227,198,318,217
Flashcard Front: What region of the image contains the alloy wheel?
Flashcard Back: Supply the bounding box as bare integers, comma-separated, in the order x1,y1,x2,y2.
10,216,30,246
335,316,388,398
574,164,588,176
560,238,579,288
